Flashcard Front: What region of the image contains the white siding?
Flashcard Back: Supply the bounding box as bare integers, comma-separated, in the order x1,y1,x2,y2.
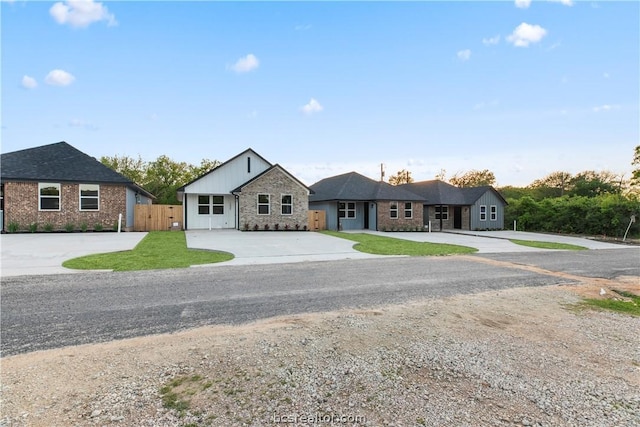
183,151,271,194
186,194,236,229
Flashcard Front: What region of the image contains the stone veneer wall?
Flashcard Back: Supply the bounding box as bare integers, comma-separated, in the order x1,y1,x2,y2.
238,168,309,230
3,181,127,232
425,205,470,231
377,201,424,231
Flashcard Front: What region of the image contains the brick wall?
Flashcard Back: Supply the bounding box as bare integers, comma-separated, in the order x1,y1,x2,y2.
238,168,309,230
3,181,127,232
425,205,470,231
377,201,423,231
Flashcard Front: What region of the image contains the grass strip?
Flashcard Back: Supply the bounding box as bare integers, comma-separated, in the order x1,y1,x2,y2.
581,290,640,317
62,231,233,272
322,231,477,256
509,239,587,251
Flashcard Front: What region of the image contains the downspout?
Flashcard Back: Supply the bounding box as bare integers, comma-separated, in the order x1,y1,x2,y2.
183,193,188,230
235,194,240,230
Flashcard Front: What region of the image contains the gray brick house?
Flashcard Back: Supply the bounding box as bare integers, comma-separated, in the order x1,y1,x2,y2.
0,141,154,232
176,149,311,230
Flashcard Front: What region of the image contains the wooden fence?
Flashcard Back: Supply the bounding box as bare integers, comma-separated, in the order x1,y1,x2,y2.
308,210,326,231
134,204,183,232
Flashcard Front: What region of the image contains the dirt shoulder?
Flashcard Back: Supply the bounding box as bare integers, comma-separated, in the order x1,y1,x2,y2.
2,280,639,427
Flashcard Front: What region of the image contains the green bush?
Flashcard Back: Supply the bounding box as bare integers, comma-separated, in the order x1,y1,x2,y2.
80,221,88,232
29,223,38,233
94,223,104,232
43,223,54,232
7,221,20,233
64,222,75,232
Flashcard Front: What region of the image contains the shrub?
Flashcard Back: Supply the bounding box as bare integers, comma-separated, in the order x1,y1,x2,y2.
295,223,300,231
303,225,308,231
284,224,290,231
64,222,75,232
274,223,280,231
112,221,119,231
253,224,259,231
244,223,250,231
29,223,38,233
94,223,104,232
264,224,270,231
43,223,54,232
80,222,88,232
7,221,20,233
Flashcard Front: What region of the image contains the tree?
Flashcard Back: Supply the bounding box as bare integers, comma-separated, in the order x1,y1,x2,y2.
449,169,496,188
145,155,193,205
528,171,572,198
185,158,221,183
100,154,147,185
632,145,640,188
569,170,622,197
388,169,414,185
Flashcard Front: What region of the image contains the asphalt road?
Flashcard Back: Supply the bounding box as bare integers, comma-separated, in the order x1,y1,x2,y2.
2,249,639,357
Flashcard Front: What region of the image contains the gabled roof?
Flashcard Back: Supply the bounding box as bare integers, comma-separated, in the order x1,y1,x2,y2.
309,172,424,202
232,164,313,194
176,148,271,192
1,141,154,198
401,180,507,205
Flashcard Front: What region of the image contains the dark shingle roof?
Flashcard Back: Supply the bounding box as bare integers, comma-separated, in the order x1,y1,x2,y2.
401,180,507,205
309,172,424,202
1,141,154,197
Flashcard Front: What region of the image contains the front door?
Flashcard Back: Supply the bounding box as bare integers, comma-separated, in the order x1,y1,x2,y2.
454,206,462,229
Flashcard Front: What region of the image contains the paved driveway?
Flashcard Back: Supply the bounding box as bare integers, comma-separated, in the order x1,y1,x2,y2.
1,229,633,277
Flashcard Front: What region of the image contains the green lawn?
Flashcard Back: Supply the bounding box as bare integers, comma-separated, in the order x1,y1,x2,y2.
322,231,477,256
581,290,640,317
62,231,233,272
509,239,588,251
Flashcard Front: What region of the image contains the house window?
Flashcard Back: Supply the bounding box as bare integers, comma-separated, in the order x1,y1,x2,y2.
490,205,497,221
198,195,210,214
39,183,60,211
79,184,99,211
404,202,413,219
390,202,398,219
258,194,270,215
435,206,448,220
281,194,293,215
247,156,251,173
480,205,487,221
338,202,356,219
212,196,224,215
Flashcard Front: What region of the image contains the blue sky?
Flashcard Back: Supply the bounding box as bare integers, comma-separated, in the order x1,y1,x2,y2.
2,0,638,187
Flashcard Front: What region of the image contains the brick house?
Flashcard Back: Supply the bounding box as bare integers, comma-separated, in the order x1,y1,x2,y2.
176,149,311,230
309,173,506,231
0,142,154,232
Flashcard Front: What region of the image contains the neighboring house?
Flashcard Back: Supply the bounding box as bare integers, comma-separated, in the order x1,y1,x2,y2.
0,141,154,232
309,173,507,231
400,180,507,231
308,172,426,231
176,149,311,230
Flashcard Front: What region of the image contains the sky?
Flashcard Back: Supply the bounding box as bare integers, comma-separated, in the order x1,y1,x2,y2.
2,0,638,187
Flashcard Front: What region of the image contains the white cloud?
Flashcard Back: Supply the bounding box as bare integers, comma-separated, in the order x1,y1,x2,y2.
457,49,471,61
230,54,260,73
592,104,620,113
50,0,116,29
45,69,76,86
294,24,312,31
21,75,38,89
549,0,573,6
482,35,500,46
301,98,323,115
507,23,547,47
515,0,531,8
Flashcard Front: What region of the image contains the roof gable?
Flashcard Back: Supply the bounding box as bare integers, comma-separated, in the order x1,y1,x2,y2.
177,148,272,193
1,141,135,185
232,164,312,194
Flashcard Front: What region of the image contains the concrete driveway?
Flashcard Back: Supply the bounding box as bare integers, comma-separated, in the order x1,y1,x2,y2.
0,232,147,277
1,229,633,277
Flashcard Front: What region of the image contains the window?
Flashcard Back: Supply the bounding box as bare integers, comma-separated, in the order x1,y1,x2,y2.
258,194,270,215
39,183,60,211
404,202,413,219
338,202,356,219
79,184,99,210
198,195,210,214
435,206,448,220
480,205,487,221
490,205,497,221
390,202,398,219
247,156,251,173
281,194,293,215
212,196,224,215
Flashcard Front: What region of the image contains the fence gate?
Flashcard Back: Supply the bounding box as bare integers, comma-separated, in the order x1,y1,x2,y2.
308,210,326,231
134,204,183,232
